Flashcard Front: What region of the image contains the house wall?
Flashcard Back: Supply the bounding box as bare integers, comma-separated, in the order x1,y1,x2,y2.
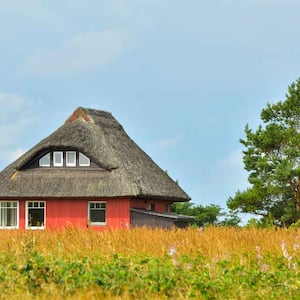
3,197,177,230
17,197,131,230
46,199,87,229
130,199,173,212
105,197,131,229
19,201,25,229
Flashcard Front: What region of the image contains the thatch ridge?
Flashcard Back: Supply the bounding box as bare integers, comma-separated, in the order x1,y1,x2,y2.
0,107,190,201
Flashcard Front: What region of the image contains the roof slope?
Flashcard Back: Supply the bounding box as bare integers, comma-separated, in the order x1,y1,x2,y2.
0,107,190,201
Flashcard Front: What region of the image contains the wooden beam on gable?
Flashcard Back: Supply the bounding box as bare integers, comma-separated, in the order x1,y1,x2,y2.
65,107,92,123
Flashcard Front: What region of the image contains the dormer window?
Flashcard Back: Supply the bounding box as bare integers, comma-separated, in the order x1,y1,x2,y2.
39,153,50,167
79,152,90,167
38,151,91,168
66,151,76,167
53,151,63,167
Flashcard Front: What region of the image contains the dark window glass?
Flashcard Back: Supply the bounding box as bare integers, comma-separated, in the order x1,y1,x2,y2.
28,209,44,227
90,210,106,223
89,202,106,224
27,201,45,228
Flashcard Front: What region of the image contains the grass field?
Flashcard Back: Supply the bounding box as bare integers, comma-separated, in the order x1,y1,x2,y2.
0,226,299,299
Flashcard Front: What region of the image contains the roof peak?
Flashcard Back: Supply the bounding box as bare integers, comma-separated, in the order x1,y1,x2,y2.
66,107,93,123
65,107,113,124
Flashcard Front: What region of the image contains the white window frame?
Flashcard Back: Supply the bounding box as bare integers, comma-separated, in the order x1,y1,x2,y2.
39,153,51,167
66,151,76,167
147,203,155,211
79,152,90,167
53,151,63,167
0,201,19,229
88,201,106,225
26,201,46,230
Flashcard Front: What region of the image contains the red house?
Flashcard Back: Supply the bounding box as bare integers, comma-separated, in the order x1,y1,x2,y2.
0,107,193,230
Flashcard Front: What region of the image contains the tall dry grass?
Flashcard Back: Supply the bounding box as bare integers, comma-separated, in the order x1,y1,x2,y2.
0,226,299,299
0,226,298,260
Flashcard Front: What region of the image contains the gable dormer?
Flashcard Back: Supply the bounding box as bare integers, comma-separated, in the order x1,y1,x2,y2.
21,149,102,170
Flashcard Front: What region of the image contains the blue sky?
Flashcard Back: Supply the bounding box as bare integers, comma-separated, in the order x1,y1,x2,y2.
1,0,300,215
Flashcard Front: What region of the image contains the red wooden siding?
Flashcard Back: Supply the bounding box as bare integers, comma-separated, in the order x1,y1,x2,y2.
130,199,172,212
17,197,131,230
105,198,130,228
46,199,87,229
19,201,26,230
15,197,171,230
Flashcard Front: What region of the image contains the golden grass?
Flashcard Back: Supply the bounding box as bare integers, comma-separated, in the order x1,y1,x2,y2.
0,226,299,299
0,226,299,260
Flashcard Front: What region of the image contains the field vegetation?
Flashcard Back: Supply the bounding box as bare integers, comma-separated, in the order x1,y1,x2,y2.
0,226,299,299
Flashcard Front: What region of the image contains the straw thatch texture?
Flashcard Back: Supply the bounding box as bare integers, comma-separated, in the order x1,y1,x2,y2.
0,107,190,201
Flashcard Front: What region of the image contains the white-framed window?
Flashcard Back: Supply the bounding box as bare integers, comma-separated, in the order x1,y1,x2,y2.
26,201,46,229
39,153,50,167
147,203,155,211
88,202,106,225
37,150,93,168
66,151,76,167
0,201,18,229
79,152,90,167
53,151,63,167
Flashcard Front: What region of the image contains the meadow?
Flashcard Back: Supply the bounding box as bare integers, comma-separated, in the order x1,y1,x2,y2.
0,226,299,299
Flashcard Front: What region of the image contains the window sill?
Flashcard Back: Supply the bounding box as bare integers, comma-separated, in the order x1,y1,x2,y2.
26,226,45,230
89,222,106,226
0,227,18,229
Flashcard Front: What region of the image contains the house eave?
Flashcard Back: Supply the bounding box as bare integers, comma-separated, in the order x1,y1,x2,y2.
130,208,195,221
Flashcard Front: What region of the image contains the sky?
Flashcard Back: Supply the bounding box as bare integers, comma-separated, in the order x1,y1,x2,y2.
1,0,300,217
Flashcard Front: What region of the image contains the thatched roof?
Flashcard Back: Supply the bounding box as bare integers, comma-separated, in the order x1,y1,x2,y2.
0,107,190,201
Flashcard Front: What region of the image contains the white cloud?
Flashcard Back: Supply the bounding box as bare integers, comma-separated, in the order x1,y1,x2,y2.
1,148,26,167
21,29,129,76
157,135,183,148
0,92,41,169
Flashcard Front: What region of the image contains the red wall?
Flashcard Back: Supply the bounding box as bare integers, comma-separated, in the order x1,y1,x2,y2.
130,199,172,212
106,198,130,228
19,201,25,230
18,198,131,230
46,199,87,229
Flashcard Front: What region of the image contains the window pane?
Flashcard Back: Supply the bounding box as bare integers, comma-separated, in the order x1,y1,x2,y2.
66,151,76,167
7,208,17,226
0,202,17,227
28,208,44,227
90,210,105,223
79,152,90,166
89,202,106,224
39,153,50,167
53,152,63,167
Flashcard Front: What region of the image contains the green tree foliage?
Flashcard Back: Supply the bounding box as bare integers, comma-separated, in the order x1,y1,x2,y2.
217,210,241,227
228,78,300,226
172,202,222,226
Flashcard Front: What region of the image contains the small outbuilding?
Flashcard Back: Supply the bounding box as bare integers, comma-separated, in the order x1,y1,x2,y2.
0,107,193,229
